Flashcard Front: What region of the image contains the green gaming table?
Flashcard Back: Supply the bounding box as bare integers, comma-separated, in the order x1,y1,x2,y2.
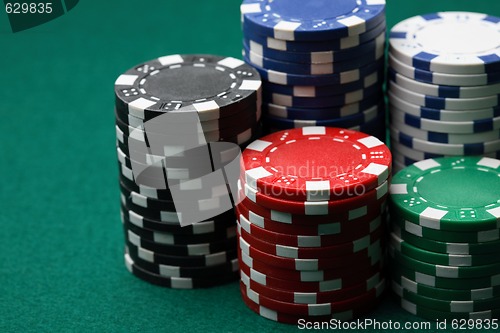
1,1,499,332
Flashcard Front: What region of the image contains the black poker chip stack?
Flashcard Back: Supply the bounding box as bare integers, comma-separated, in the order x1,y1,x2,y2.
114,54,262,288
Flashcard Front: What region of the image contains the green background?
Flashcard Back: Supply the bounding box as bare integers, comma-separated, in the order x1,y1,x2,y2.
1,1,499,332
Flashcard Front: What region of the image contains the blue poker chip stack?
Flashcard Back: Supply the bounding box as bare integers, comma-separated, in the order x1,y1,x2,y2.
240,0,387,139
387,12,500,173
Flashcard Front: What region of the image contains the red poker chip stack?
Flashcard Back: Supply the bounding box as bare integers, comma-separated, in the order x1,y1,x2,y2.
237,126,392,323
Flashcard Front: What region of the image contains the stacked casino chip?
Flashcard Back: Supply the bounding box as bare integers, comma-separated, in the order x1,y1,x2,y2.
389,157,500,320
114,54,262,288
240,0,387,139
387,12,500,173
236,127,392,323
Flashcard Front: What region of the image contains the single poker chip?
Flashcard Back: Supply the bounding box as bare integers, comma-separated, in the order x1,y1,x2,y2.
121,204,235,235
247,57,384,86
392,223,500,256
389,55,500,86
267,103,382,128
238,237,381,274
391,107,500,134
264,96,382,120
242,126,391,202
392,282,500,320
126,239,237,267
239,253,384,292
391,216,500,244
126,229,236,256
125,245,239,278
264,105,384,131
388,69,500,99
245,32,385,64
241,269,382,304
389,244,500,279
389,12,500,75
237,207,383,247
245,45,384,75
115,54,261,122
239,283,378,324
262,83,381,108
390,232,500,267
242,20,386,53
392,262,500,291
124,252,238,288
389,157,500,232
123,217,236,245
239,223,383,260
390,121,500,145
237,201,384,237
240,0,386,42
393,280,500,313
390,127,500,156
389,92,500,122
241,279,385,317
392,270,500,301
389,81,500,111
262,70,383,98
239,179,389,216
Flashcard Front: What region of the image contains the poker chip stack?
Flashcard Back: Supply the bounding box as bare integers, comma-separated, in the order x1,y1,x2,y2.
387,12,500,173
240,0,387,139
114,54,262,288
389,157,500,320
236,127,392,323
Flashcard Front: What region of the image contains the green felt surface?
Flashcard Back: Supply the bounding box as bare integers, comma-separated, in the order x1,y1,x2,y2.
1,1,500,332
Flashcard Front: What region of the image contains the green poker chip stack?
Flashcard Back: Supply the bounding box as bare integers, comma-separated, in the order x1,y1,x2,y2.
388,156,500,320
